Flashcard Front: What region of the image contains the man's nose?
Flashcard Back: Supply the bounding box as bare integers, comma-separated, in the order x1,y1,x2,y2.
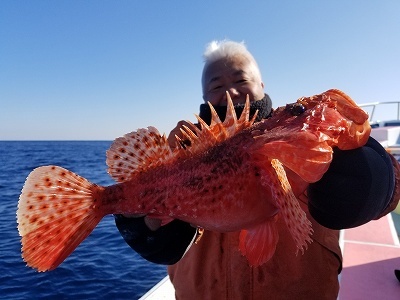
227,87,239,97
223,88,239,104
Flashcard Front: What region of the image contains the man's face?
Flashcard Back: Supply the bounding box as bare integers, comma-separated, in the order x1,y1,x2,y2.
202,55,265,106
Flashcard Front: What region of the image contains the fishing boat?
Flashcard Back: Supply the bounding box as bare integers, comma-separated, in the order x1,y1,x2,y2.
140,101,400,299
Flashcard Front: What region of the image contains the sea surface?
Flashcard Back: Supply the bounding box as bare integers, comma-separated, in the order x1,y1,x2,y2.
0,141,167,300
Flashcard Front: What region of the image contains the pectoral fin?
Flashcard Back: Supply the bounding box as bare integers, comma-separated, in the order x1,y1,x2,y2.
239,216,279,266
267,159,313,254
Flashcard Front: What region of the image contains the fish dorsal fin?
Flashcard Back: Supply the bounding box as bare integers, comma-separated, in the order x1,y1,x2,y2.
174,92,257,156
106,126,173,182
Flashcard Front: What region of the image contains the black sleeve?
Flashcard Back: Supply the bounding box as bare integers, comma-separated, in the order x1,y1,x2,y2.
114,214,197,265
308,137,395,229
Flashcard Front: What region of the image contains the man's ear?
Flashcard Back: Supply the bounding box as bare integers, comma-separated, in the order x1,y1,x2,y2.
261,82,265,89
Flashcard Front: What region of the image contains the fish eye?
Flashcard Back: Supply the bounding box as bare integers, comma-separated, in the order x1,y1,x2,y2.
287,103,306,116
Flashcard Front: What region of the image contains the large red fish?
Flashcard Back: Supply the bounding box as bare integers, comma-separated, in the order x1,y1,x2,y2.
17,89,370,272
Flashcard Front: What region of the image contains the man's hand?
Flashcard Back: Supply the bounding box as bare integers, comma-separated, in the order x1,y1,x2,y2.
167,120,199,149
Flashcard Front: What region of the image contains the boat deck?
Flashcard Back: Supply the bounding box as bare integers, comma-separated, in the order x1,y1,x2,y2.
139,276,174,299
338,213,400,299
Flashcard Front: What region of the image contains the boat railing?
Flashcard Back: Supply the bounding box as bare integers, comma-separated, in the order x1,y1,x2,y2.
358,101,400,126
359,101,400,155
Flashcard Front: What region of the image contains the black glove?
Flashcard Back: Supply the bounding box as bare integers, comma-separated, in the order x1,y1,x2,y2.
114,215,196,265
308,137,395,229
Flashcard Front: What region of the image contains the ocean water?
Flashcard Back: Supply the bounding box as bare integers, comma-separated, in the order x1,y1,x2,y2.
0,141,167,299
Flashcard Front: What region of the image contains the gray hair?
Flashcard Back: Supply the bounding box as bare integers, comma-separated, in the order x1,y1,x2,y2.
201,39,262,86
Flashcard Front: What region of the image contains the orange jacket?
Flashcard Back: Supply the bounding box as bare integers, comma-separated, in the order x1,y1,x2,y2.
168,195,342,300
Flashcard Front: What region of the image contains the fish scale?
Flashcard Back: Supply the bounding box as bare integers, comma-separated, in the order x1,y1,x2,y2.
17,89,371,271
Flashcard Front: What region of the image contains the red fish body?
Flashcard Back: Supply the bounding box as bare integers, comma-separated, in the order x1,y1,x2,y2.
103,128,277,231
17,89,370,271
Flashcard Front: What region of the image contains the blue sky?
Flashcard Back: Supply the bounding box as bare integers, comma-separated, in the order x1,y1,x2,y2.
1,1,399,140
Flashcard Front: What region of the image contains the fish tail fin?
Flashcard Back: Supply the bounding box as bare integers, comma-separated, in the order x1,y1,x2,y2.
17,166,105,272
239,216,279,266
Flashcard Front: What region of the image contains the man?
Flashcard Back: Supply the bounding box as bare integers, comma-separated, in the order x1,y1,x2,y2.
115,40,399,299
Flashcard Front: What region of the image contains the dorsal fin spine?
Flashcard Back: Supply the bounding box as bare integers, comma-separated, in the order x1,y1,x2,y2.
208,102,223,127
175,93,255,156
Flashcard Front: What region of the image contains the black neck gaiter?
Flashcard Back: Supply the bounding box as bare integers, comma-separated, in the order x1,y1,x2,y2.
198,94,273,126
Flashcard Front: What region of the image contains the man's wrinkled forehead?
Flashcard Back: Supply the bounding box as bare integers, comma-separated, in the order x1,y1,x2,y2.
202,56,255,87
208,69,246,85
